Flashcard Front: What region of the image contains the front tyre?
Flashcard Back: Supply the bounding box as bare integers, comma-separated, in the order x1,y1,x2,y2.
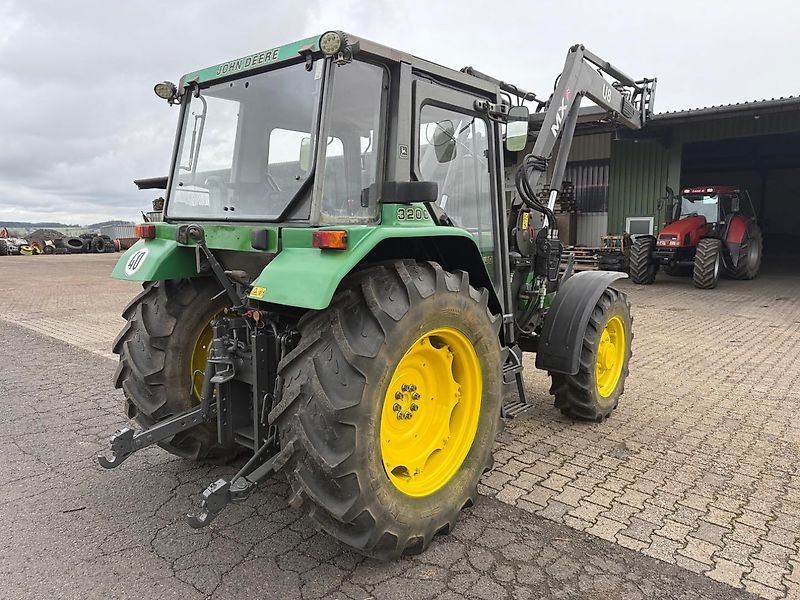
550,288,632,421
629,236,657,284
274,261,502,559
693,238,722,289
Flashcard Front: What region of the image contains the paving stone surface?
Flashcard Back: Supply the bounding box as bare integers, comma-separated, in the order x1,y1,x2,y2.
1,254,798,598
0,321,751,600
481,265,800,598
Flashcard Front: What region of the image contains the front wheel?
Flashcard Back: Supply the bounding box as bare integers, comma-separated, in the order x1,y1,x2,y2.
629,236,657,284
274,261,503,559
693,238,722,289
550,287,632,421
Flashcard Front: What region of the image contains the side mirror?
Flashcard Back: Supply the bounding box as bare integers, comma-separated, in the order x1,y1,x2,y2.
299,137,312,173
506,106,529,152
432,120,457,163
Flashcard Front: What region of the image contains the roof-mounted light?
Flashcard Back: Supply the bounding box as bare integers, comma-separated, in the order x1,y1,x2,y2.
153,81,177,102
319,31,348,56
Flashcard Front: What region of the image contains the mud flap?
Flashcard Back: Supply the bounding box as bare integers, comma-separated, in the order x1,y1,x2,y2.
535,271,628,375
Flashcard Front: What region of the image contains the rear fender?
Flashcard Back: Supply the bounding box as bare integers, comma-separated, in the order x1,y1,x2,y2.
535,271,628,375
111,239,199,281
725,215,751,266
249,227,499,312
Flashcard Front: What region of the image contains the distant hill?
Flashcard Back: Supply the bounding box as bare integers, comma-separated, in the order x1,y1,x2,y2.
0,220,134,230
0,221,77,228
86,220,135,229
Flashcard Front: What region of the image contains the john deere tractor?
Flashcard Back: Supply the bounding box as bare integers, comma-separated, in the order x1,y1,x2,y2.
101,32,655,558
629,186,762,289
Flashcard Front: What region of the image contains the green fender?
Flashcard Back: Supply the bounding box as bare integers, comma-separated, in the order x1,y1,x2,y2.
111,239,199,281
249,226,489,310
111,223,277,281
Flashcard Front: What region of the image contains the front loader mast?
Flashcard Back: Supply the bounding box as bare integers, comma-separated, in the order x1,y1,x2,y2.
518,44,654,214
469,44,655,338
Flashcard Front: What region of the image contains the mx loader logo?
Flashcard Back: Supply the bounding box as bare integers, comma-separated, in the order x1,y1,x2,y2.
550,88,573,138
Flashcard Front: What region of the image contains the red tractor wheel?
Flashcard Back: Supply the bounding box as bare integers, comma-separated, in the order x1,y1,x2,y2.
629,236,657,284
729,223,763,280
693,238,722,289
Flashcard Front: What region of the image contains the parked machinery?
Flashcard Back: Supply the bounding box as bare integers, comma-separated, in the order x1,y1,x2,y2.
629,186,762,289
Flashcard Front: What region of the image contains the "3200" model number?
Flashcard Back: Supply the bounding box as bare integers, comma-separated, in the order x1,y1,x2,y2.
396,207,427,221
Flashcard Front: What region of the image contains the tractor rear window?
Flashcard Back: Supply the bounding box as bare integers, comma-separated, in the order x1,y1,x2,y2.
167,61,323,222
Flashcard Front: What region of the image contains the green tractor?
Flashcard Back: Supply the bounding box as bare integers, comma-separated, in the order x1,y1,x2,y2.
101,31,655,558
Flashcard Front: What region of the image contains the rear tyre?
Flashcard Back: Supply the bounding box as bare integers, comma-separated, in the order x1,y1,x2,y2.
629,236,657,284
43,244,55,255
731,223,763,280
274,260,503,559
550,288,632,422
112,278,237,461
693,238,722,289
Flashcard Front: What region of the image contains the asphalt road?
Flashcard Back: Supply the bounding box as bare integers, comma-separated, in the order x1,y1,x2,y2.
0,321,754,600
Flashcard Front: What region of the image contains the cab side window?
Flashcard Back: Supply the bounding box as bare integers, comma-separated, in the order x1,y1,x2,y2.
417,105,492,254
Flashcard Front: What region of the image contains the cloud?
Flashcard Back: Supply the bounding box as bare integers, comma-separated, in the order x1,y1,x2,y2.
1,0,798,224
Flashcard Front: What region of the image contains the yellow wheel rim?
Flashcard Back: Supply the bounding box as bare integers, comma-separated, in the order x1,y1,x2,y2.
596,315,626,398
190,310,225,399
380,327,482,497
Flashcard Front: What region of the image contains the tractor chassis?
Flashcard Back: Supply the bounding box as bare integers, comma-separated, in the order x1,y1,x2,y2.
652,247,695,268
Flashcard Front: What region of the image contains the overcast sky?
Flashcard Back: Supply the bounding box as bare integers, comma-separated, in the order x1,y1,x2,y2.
1,0,797,225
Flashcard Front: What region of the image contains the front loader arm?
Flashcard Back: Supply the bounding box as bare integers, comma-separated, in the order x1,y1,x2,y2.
521,44,656,201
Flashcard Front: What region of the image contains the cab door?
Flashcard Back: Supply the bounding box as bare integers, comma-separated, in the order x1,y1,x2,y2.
412,79,503,288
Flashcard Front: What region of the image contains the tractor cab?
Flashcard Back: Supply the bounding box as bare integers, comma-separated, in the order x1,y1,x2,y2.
674,186,755,235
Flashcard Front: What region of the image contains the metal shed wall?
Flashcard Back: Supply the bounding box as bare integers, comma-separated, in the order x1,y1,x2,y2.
567,133,611,161
607,110,800,235
607,139,681,235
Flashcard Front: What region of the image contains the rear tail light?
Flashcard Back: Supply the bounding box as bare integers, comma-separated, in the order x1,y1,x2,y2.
312,230,348,250
134,224,156,239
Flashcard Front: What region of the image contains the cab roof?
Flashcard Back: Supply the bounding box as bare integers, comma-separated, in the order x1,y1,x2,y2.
177,31,499,98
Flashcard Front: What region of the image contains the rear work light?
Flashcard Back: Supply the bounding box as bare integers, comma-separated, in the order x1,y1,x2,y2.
312,230,348,250
135,224,156,239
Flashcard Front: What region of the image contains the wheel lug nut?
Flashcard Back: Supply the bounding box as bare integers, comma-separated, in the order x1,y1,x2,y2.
411,392,420,400
401,384,410,392
409,384,417,392
392,403,401,412
403,412,412,419
395,391,403,400
396,412,404,420
410,403,419,411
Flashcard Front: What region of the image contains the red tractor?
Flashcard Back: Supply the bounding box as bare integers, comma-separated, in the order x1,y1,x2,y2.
629,186,762,289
